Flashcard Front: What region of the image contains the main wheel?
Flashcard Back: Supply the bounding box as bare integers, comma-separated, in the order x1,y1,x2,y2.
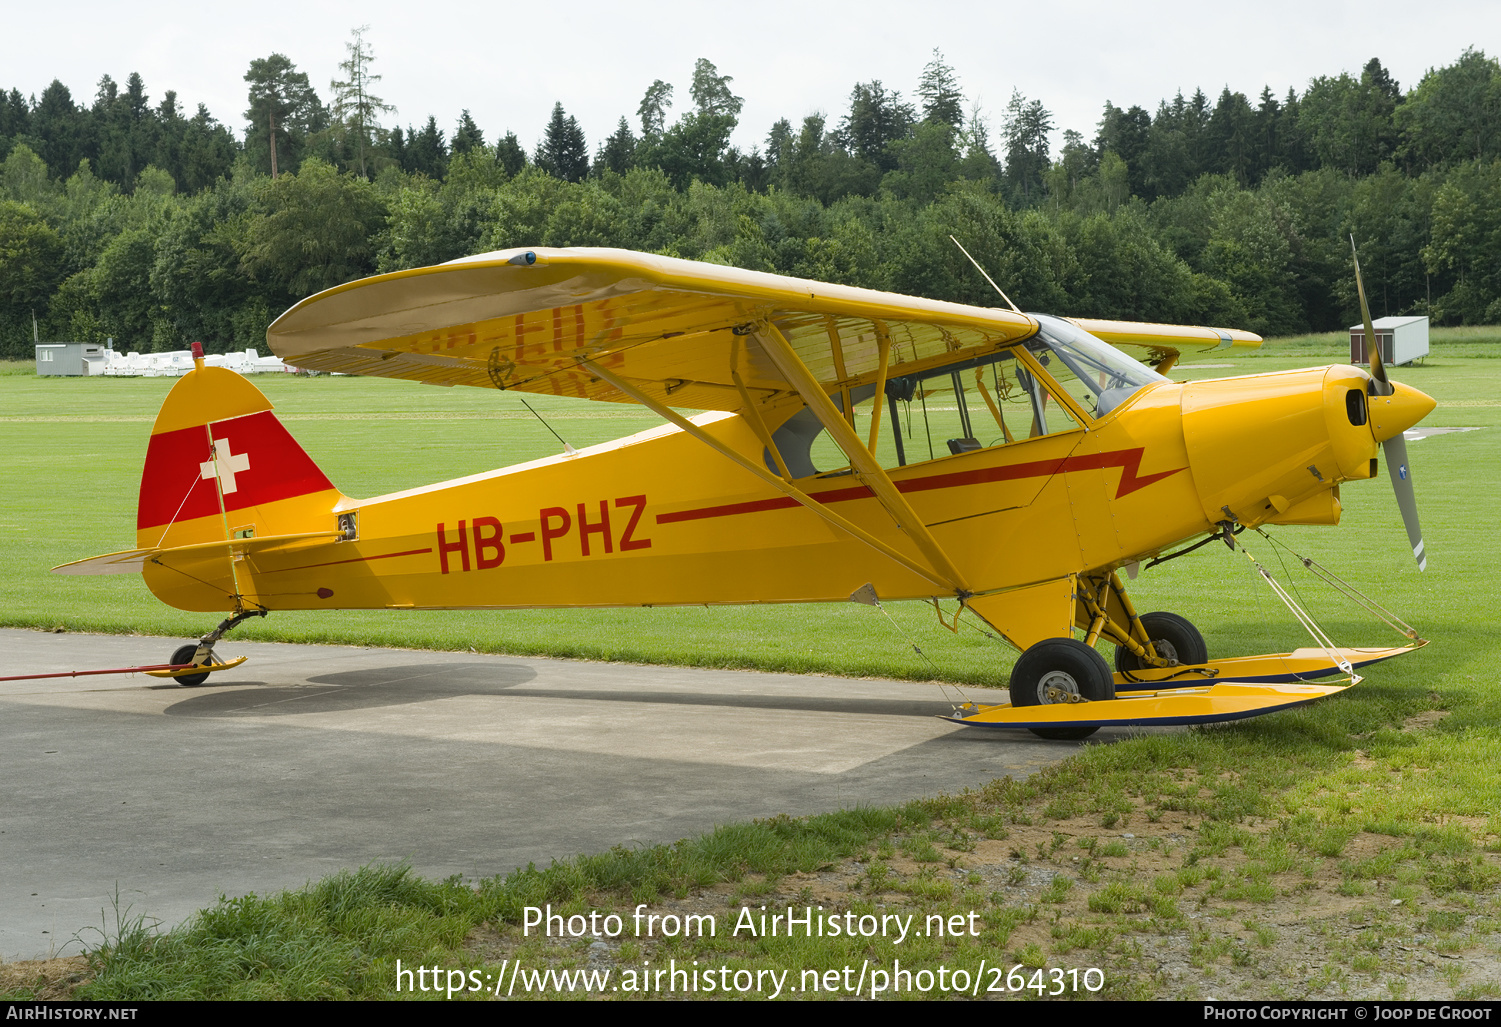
1009,638,1114,740
1114,612,1208,673
170,644,213,687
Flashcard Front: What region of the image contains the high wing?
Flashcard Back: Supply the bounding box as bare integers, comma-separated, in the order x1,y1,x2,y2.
268,249,1261,406
1066,317,1262,374
267,247,1045,413
264,247,1260,405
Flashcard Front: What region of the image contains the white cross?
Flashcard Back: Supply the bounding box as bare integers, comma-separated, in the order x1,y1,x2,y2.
200,438,251,494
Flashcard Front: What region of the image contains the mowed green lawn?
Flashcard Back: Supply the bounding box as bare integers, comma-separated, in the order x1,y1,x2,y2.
0,334,1496,701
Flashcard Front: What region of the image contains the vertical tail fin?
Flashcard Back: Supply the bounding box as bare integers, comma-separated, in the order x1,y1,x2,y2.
137,363,342,553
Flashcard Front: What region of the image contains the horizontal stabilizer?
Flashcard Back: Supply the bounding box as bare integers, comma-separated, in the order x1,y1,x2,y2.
53,530,343,576
51,548,156,575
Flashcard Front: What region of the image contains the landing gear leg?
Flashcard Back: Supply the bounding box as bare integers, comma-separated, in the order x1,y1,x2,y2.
169,607,267,687
1078,571,1200,673
1114,611,1208,673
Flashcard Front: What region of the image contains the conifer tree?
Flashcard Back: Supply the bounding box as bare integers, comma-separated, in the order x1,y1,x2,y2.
245,54,323,178
406,116,447,177
596,116,636,174
1003,89,1053,203
917,49,964,131
536,102,588,182
690,59,742,118
328,26,395,178
453,110,484,155
842,81,913,172
495,131,527,176
638,80,673,139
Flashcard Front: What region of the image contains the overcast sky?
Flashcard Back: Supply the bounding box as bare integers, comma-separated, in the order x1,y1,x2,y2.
8,1,1499,157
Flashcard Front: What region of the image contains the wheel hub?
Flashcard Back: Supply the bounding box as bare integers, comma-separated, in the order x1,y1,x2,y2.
1038,670,1087,704
1151,639,1180,665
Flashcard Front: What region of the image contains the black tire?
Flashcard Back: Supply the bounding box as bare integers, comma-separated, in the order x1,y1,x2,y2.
1010,638,1116,706
1114,612,1208,673
1009,638,1113,741
170,644,212,687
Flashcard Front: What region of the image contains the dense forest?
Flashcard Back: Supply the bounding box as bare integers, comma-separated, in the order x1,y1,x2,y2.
3,36,1500,358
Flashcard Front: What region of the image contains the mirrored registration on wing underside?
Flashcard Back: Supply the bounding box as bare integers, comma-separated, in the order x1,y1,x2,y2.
286,291,760,394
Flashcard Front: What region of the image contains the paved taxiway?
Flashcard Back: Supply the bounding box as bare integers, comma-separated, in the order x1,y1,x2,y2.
1,628,1128,960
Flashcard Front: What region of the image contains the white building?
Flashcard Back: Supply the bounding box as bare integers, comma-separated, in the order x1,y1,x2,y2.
1349,315,1429,367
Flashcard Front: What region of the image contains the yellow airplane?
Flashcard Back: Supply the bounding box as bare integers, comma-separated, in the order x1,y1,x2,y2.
56,247,1435,738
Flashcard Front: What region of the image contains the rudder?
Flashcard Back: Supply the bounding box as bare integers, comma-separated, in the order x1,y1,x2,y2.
137,358,342,553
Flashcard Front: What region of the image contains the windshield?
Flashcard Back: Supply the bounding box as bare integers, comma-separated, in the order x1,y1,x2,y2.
1026,314,1168,417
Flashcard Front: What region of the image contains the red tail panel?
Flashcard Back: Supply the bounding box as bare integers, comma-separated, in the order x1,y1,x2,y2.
210,411,334,512
137,426,222,529
137,411,336,531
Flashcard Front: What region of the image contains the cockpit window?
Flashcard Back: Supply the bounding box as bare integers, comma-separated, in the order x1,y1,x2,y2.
773,347,1078,476
1026,314,1168,418
766,317,1167,478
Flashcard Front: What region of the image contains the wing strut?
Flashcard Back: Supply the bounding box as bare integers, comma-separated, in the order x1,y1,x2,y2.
729,336,792,480
580,359,955,592
866,325,892,454
750,324,972,595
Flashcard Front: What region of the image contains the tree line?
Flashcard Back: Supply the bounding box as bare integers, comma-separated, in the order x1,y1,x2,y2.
2,39,1500,358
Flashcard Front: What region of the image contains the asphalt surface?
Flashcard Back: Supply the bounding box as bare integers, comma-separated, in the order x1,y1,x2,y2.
0,627,1129,961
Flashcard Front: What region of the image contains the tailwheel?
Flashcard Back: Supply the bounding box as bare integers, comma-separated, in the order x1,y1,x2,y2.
1009,638,1114,740
1115,612,1207,673
164,607,265,686
169,644,215,687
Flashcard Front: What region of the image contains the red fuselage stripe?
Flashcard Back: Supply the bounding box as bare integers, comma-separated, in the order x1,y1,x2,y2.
656,448,1182,525
273,547,434,573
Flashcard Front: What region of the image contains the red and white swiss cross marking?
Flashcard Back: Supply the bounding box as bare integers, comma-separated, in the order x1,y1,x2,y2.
200,438,251,494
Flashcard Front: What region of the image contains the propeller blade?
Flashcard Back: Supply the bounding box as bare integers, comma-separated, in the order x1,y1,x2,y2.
1353,236,1426,571
1382,433,1426,571
1351,235,1391,396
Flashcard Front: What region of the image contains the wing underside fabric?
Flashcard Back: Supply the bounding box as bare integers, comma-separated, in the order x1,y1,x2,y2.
266,248,1040,412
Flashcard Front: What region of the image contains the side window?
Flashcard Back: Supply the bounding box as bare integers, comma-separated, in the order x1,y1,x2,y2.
767,349,1080,477
1014,351,1085,435
975,356,1079,443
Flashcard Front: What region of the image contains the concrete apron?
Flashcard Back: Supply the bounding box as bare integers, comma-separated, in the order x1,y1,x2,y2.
0,627,1124,960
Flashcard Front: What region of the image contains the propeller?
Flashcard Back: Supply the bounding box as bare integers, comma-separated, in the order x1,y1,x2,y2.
1351,236,1427,571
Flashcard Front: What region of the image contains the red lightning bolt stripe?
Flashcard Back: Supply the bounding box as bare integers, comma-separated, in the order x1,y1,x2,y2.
656,447,1181,525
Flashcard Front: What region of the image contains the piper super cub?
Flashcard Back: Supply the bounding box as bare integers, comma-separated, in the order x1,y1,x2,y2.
56,247,1435,738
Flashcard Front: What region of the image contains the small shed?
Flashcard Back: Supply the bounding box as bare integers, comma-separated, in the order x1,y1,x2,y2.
35,342,107,376
1349,315,1429,367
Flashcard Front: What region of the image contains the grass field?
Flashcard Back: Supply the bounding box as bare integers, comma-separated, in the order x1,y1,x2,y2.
2,329,1499,1000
